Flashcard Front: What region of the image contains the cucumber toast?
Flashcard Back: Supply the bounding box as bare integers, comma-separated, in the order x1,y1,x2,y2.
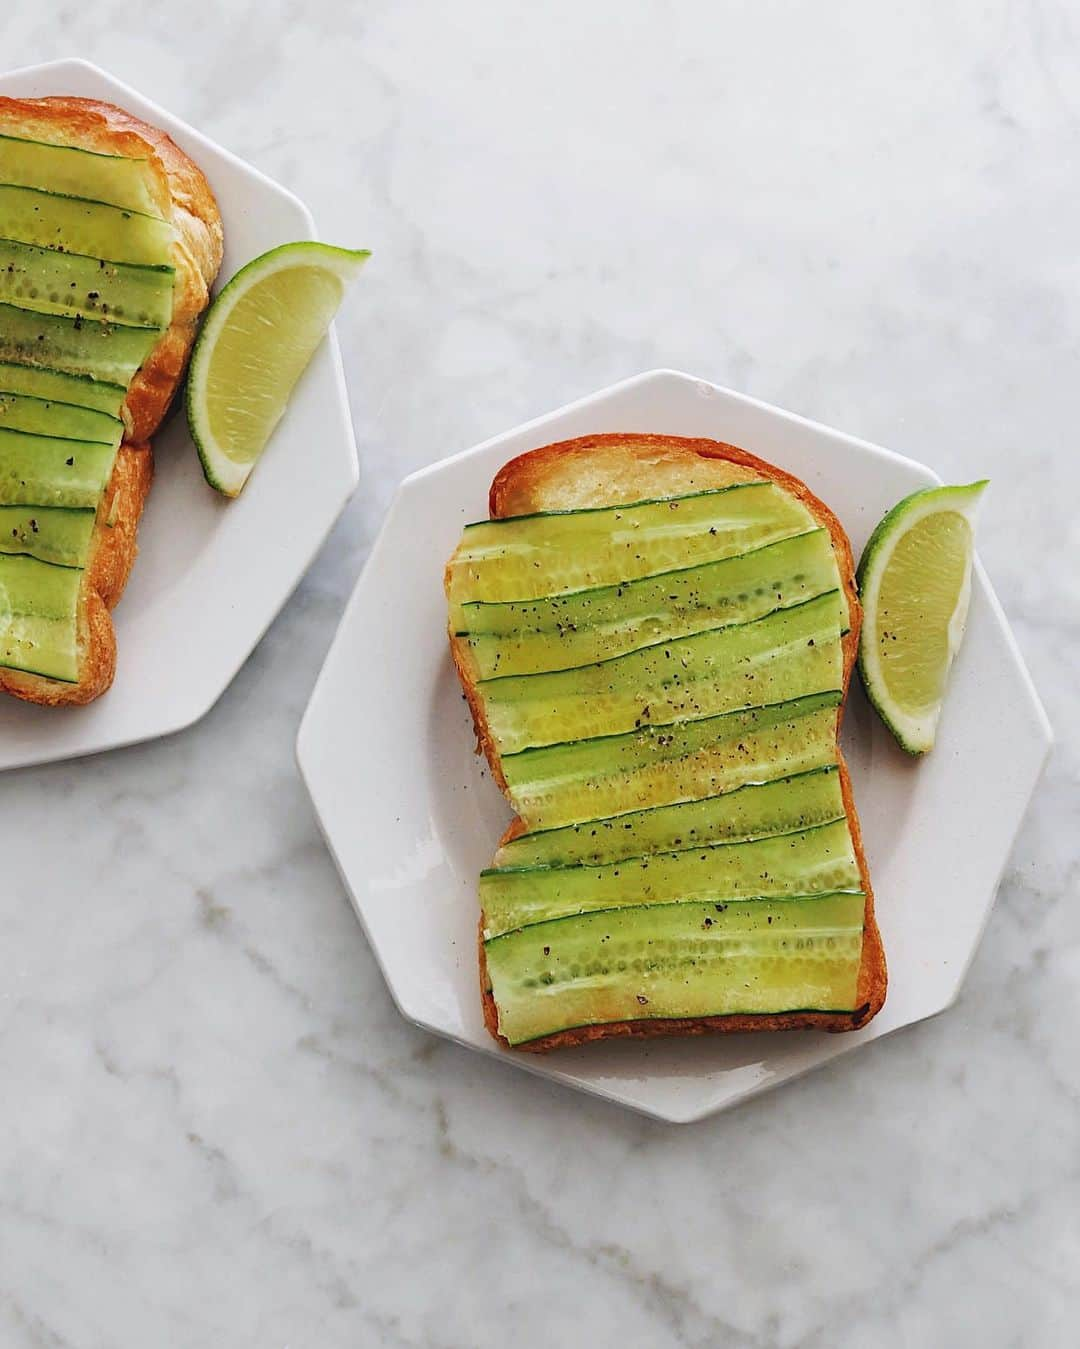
445,434,887,1050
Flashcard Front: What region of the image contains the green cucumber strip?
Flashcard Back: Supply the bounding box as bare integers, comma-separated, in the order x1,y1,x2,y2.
0,302,160,385
466,486,756,527
481,818,859,938
0,391,122,445
485,892,866,1045
0,552,82,617
481,590,845,754
0,505,96,568
495,765,846,868
0,612,79,679
0,427,117,508
0,554,81,681
446,482,817,621
0,183,175,265
0,360,126,415
0,237,175,328
0,610,79,681
0,133,164,216
461,528,843,678
502,691,842,831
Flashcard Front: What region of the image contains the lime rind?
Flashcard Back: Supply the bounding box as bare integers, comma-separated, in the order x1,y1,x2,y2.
185,241,369,498
856,480,988,754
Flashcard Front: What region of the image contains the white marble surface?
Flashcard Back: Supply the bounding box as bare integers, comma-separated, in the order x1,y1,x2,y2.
2,3,1076,1345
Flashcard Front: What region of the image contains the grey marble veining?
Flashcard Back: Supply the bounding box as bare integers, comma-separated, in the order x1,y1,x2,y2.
2,3,1077,1346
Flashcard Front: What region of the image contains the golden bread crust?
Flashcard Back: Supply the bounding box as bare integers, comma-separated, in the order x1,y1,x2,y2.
0,96,223,706
86,441,154,610
446,433,887,1051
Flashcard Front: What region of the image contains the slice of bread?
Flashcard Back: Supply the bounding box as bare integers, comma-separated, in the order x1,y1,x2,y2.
447,433,887,1051
0,96,223,706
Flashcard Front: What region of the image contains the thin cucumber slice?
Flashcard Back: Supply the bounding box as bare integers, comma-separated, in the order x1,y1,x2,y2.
484,892,866,1045
495,765,846,868
0,610,79,680
0,237,174,328
501,690,843,831
480,818,860,938
0,505,96,568
0,391,122,445
481,589,845,754
446,481,817,623
857,481,987,754
0,554,81,681
0,360,125,416
0,552,82,617
0,182,175,264
461,528,843,678
0,301,160,385
0,133,164,216
186,241,370,497
0,427,117,508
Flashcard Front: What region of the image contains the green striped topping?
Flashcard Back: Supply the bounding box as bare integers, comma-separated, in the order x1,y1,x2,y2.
494,765,847,868
0,133,164,216
501,691,843,833
0,136,176,682
0,553,81,681
447,481,817,621
446,464,863,1038
0,505,96,568
0,426,118,509
0,391,122,445
0,236,175,328
460,527,844,678
0,301,160,385
0,360,126,416
0,181,174,264
481,590,845,754
481,818,860,938
485,892,866,1045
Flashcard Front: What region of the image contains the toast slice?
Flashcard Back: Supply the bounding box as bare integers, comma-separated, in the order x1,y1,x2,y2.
446,433,887,1051
0,96,223,705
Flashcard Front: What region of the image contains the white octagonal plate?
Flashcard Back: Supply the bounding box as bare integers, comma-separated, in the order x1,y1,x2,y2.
297,370,1051,1123
0,59,358,769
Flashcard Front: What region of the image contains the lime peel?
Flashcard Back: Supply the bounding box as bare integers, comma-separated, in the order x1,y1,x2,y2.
185,241,369,497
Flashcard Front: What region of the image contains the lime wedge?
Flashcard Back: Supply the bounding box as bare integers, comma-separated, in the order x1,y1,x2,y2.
186,241,369,497
856,481,988,754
